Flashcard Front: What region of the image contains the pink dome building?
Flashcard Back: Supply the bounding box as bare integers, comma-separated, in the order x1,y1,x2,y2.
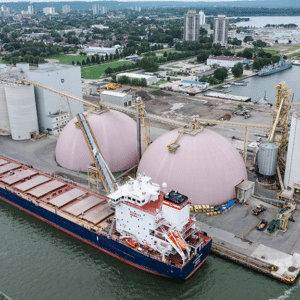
138,129,247,205
56,110,138,173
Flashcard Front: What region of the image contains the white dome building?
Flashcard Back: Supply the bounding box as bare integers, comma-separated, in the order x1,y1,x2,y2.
56,110,138,173
138,129,247,205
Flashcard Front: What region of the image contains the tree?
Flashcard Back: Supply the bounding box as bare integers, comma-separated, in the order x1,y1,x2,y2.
72,61,75,65
214,67,228,82
82,59,86,66
243,36,253,43
197,53,208,63
33,57,39,65
109,53,113,61
105,67,113,74
232,63,244,78
105,54,109,61
86,57,90,64
101,56,104,63
139,57,159,72
140,78,147,87
91,56,95,64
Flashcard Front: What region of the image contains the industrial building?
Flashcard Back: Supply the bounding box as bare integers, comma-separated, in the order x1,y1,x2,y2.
27,64,83,135
116,73,157,86
56,110,138,173
138,128,247,205
180,80,209,90
0,81,39,140
100,91,132,107
213,15,229,46
207,56,247,68
84,46,121,56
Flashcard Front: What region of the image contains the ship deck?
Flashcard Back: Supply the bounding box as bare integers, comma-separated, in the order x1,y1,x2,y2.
0,156,113,232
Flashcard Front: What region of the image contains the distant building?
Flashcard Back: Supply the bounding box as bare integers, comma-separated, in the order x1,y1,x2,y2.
199,10,205,25
207,56,246,68
100,7,108,15
184,10,200,41
213,15,229,46
116,73,158,86
43,7,56,15
181,80,209,90
91,24,109,30
100,91,132,107
28,5,34,15
92,4,99,15
84,46,121,56
62,5,71,14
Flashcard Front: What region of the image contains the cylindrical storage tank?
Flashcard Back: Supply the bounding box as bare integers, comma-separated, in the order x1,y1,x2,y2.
138,129,247,206
257,142,278,176
0,82,11,135
56,110,138,173
284,111,300,189
5,84,39,140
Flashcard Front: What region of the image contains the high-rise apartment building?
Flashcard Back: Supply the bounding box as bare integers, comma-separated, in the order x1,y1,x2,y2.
100,6,108,15
199,10,205,25
213,15,229,46
43,7,56,15
28,5,34,15
62,5,71,14
184,10,200,41
92,4,99,15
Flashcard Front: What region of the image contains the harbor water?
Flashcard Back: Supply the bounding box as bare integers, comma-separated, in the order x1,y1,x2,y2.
0,195,300,300
229,66,300,105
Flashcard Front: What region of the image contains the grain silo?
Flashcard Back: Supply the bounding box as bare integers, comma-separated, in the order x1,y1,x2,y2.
137,128,247,206
56,110,138,173
257,142,278,184
5,83,39,140
0,82,10,135
284,111,300,189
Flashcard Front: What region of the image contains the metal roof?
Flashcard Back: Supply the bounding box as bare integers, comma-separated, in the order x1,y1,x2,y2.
28,180,66,198
181,80,206,86
101,91,128,97
0,163,20,175
65,196,104,216
49,188,86,207
83,203,113,224
1,169,36,185
14,175,51,191
0,159,8,166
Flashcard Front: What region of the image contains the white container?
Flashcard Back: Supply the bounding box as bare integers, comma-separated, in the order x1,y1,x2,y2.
5,84,39,140
0,82,11,135
258,142,278,176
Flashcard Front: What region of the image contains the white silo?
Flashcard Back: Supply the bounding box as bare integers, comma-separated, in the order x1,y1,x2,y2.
284,111,300,189
0,82,11,135
5,84,39,140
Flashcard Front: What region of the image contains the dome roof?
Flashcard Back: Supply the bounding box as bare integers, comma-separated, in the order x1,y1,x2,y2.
56,110,138,173
138,129,247,205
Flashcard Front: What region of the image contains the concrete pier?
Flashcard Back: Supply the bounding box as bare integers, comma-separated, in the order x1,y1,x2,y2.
196,196,300,283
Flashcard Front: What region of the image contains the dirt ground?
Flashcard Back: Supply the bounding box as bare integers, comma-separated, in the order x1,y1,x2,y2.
84,87,272,135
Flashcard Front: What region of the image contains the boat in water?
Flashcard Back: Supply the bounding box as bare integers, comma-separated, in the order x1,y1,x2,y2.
255,91,270,105
0,156,211,280
258,55,292,76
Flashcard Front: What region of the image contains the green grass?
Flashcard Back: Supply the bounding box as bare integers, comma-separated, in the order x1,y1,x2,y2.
48,54,86,64
81,61,133,79
156,49,179,54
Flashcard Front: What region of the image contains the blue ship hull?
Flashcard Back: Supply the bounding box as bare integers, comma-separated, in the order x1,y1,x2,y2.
0,186,211,279
258,63,292,76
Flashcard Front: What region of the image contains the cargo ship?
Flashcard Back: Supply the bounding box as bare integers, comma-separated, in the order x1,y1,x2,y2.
258,55,292,76
0,155,211,280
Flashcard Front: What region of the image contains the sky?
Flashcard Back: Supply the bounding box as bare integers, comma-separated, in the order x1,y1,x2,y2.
0,0,253,2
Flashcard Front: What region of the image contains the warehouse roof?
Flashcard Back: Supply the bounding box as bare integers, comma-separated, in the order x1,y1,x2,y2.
101,91,129,97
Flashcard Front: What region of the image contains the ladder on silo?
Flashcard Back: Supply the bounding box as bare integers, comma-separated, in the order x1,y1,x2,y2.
76,113,117,194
